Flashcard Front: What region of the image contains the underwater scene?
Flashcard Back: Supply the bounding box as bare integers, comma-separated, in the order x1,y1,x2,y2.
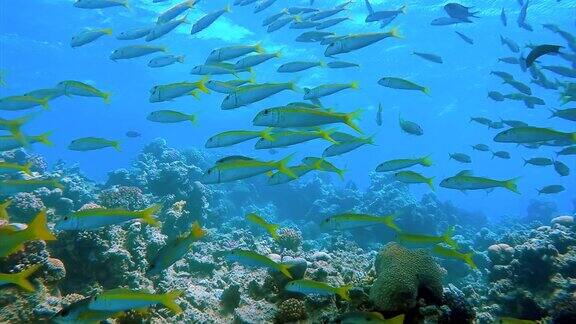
1,0,576,323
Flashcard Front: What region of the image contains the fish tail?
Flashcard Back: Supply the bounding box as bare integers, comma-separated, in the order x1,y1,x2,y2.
254,42,265,54
177,55,186,63
335,167,346,181
122,0,130,9
422,87,431,96
388,26,402,39
522,158,528,166
267,223,280,240
319,128,338,144
34,131,54,147
141,204,162,227
463,252,477,269
188,114,197,125
102,92,111,104
443,226,458,249
0,199,12,220
491,151,496,160
293,15,302,23
190,90,200,100
112,141,121,152
503,177,521,194
319,60,326,68
383,214,401,232
261,127,275,141
400,4,408,14
571,132,576,143
278,264,293,279
389,314,406,324
427,177,435,192
52,179,65,190
102,28,113,35
420,155,433,167
189,221,206,240
162,290,183,314
27,210,56,241
224,4,232,13
39,97,50,110
350,81,359,89
196,76,210,94
344,109,364,134
336,285,352,301
275,50,282,58
10,264,42,292
22,162,33,176
277,155,298,179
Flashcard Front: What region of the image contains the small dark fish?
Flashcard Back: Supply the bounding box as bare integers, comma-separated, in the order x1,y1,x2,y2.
399,117,423,136
500,8,507,26
549,108,576,122
454,31,473,44
500,35,520,53
557,146,576,156
491,71,513,81
500,119,528,128
431,17,471,26
470,116,492,127
413,51,443,64
526,44,563,67
126,131,141,138
523,157,553,166
498,57,520,64
471,144,490,151
541,65,576,78
553,160,570,176
488,91,505,101
538,184,564,195
444,3,478,21
517,0,530,28
376,103,382,126
504,79,532,95
449,153,472,163
492,151,511,159
489,121,505,129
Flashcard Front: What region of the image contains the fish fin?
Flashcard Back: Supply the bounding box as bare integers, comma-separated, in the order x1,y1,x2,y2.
319,128,338,144
112,141,121,152
189,221,206,240
188,114,197,125
336,285,352,301
383,215,401,232
399,4,407,14
344,109,364,134
102,92,111,104
350,81,359,89
39,97,50,110
254,42,265,54
275,51,282,58
503,177,521,194
27,210,56,241
420,155,433,167
388,26,403,39
21,162,33,176
177,55,186,63
267,223,280,240
10,264,42,292
261,128,275,141
319,60,326,68
162,290,183,314
463,252,477,269
442,226,458,249
102,28,113,35
196,76,210,94
426,177,435,192
293,15,302,23
276,154,297,179
224,4,232,13
422,87,431,96
34,132,54,147
122,0,130,9
141,204,162,227
335,167,346,181
0,199,12,221
278,264,293,279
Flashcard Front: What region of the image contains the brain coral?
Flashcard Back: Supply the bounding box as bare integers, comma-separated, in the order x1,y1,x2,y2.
369,242,444,312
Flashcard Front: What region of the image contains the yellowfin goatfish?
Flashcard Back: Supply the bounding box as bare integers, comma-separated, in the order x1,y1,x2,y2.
191,6,231,35
376,156,432,172
148,55,185,68
0,114,36,137
57,80,110,103
324,28,401,56
0,132,53,151
432,245,477,269
116,26,152,40
253,106,363,133
0,199,11,220
222,82,297,109
235,52,282,69
0,161,33,176
303,82,359,100
52,297,122,324
110,45,167,61
378,77,430,95
246,213,280,240
496,317,539,324
327,61,359,69
0,178,63,196
0,264,41,292
440,170,520,194
201,155,296,184
71,28,113,47
397,226,458,249
205,128,274,148
0,210,56,257
157,0,196,24
278,61,325,73
285,279,351,300
268,164,315,185
206,79,254,94
340,312,405,324
25,88,66,101
89,289,183,314
191,62,251,76
222,249,292,278
68,137,121,151
147,110,196,124
206,43,264,63
255,129,337,149
147,221,206,275
73,0,129,9
320,213,401,232
0,95,49,111
494,126,576,144
55,204,161,231
149,78,209,102
323,134,375,157
394,171,434,191
302,157,345,179
146,15,189,42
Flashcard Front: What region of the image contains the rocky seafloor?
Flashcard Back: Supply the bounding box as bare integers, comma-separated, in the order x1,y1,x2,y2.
1,138,575,323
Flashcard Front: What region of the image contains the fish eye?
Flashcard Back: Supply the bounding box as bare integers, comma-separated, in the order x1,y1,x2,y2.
263,109,269,114
64,216,68,220
149,262,155,269
60,308,70,316
207,169,212,174
93,296,98,300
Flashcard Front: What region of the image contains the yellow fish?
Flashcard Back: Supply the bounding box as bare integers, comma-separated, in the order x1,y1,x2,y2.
0,210,57,257
0,264,42,292
246,213,280,240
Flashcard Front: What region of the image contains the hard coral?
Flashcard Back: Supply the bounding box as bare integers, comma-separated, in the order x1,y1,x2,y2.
277,228,303,251
369,242,444,312
275,298,307,323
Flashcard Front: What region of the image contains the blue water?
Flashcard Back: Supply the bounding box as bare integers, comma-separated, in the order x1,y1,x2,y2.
1,0,575,219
